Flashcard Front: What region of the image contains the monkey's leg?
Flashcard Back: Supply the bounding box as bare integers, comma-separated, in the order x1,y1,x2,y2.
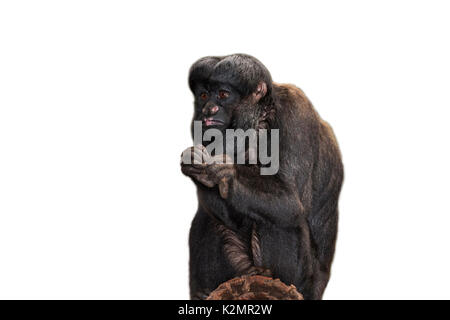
189,209,235,300
258,220,316,299
308,203,339,300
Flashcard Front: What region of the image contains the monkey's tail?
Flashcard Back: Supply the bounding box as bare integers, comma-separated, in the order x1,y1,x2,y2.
216,222,271,276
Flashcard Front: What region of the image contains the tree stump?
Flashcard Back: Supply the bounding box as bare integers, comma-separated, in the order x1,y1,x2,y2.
206,275,304,300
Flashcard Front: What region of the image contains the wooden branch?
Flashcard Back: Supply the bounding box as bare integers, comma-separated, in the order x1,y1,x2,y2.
207,275,304,300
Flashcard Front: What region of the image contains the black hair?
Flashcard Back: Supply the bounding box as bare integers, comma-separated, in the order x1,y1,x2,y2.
188,54,273,98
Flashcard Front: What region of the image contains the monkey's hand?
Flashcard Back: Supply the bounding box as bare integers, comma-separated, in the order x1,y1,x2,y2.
181,145,235,199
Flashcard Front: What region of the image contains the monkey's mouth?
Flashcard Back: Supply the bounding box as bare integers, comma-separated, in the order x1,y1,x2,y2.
203,117,225,126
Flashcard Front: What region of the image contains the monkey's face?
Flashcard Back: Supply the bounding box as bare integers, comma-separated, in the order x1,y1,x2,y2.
192,81,241,131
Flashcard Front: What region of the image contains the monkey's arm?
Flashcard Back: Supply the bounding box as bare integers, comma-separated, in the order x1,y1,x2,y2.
181,145,309,227
225,165,304,227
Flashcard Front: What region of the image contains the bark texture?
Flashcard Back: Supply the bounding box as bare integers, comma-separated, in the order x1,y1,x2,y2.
206,275,304,300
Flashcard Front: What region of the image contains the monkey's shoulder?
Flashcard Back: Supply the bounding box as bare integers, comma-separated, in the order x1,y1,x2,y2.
271,83,320,128
272,83,315,115
273,83,309,104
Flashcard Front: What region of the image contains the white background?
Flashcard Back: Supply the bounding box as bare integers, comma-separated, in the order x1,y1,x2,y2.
0,1,449,299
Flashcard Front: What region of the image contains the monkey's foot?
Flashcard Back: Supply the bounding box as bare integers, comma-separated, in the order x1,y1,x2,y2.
245,266,273,278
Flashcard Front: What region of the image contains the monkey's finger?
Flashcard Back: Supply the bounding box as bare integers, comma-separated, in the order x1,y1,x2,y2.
195,144,211,157
181,164,203,176
191,158,208,169
218,177,229,199
192,151,204,165
193,145,210,160
180,147,198,164
196,174,215,188
215,167,234,179
195,144,207,152
193,150,212,166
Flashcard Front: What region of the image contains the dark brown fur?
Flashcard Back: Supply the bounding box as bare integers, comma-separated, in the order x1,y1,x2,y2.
182,54,343,300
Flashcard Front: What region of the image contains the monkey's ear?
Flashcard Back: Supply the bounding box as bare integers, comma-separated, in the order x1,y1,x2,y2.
253,81,267,102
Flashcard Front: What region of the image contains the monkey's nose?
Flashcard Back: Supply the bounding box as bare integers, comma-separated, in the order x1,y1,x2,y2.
203,105,219,115
210,105,219,115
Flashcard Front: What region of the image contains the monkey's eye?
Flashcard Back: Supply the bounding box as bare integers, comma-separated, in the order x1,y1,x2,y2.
218,90,230,100
200,92,208,100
